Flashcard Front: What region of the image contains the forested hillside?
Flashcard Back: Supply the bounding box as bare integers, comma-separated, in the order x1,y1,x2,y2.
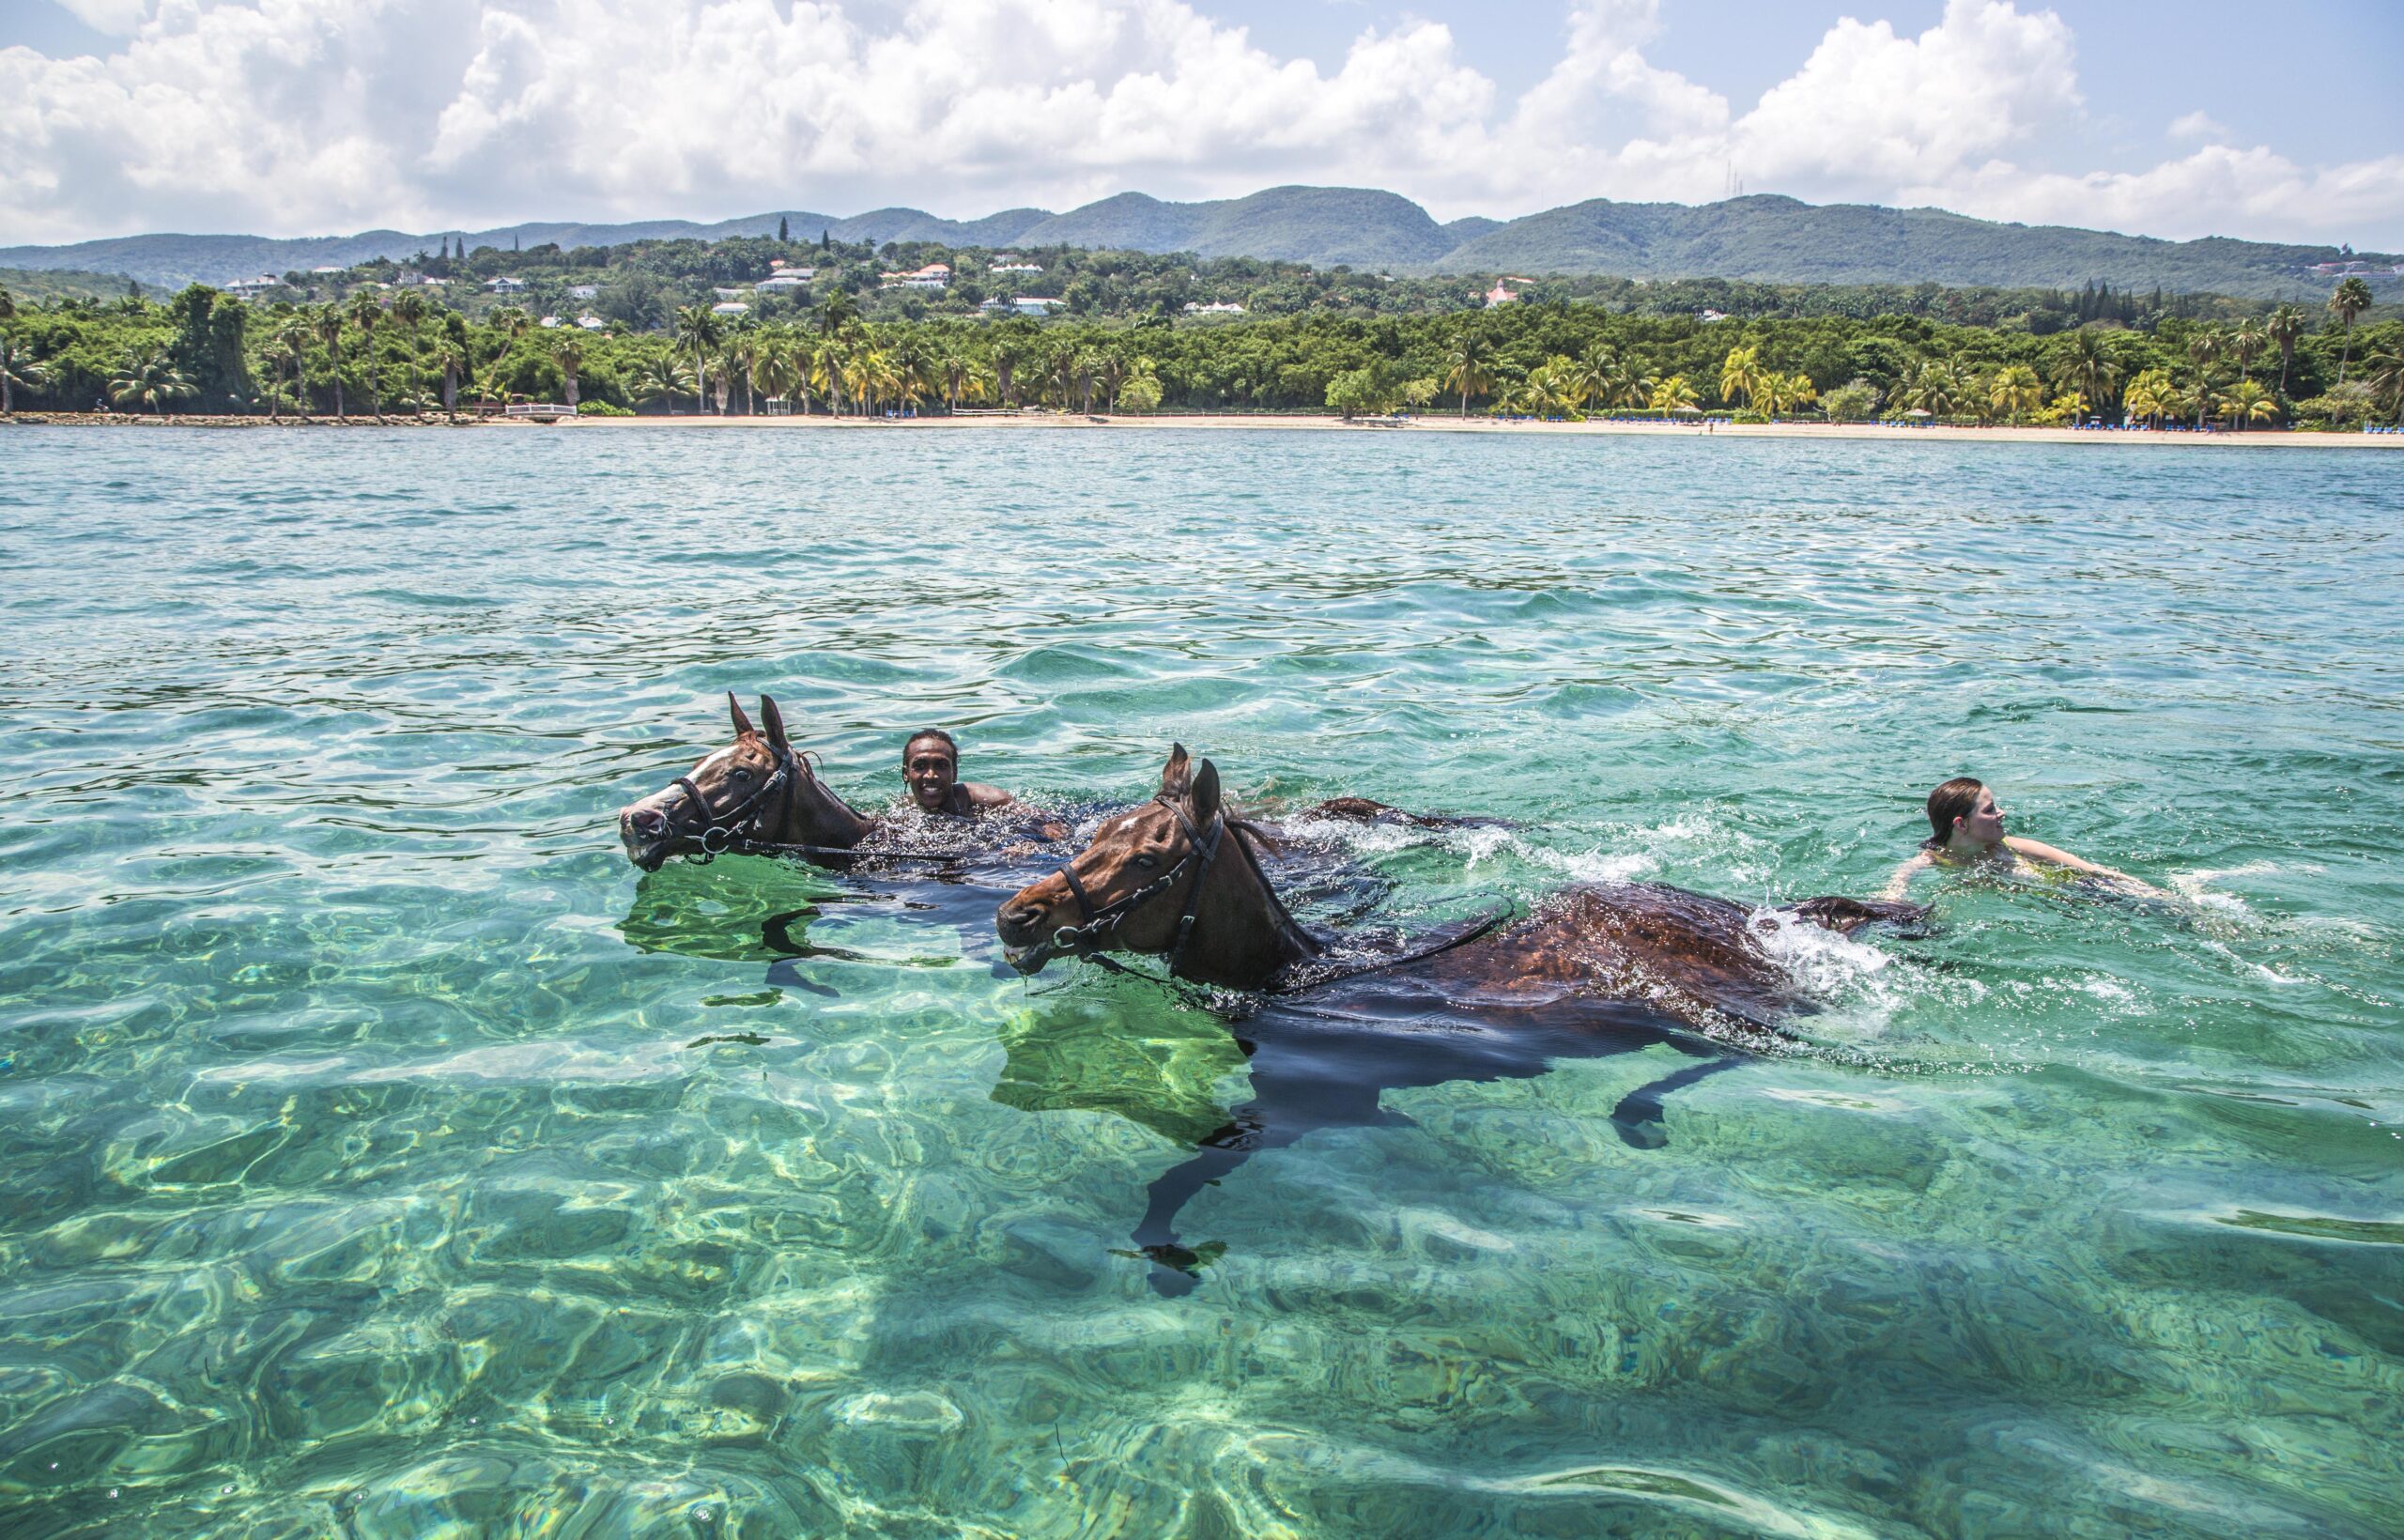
6,187,2393,300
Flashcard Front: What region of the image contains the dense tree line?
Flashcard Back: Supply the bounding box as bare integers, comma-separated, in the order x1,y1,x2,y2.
3,262,2397,430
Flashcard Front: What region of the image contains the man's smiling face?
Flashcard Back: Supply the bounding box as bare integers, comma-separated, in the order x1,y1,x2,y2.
904,734,959,812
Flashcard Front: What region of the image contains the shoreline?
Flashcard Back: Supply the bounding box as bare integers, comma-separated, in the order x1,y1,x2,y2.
8,410,2399,448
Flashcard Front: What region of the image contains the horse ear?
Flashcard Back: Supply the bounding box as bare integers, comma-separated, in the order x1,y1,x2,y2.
728,691,755,739
1190,759,1222,823
1159,743,1191,798
759,694,790,751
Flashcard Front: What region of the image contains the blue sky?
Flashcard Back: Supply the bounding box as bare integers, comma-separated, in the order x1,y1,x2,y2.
4,0,2400,249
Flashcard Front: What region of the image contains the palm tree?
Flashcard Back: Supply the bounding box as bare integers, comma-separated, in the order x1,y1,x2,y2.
313,302,347,419
672,305,724,414
1896,358,1969,419
2265,303,2306,395
1564,346,1618,413
1989,362,2043,424
110,347,195,417
2184,328,2224,384
1441,330,1492,417
1,332,48,414
1718,345,1764,411
2050,329,2121,424
816,288,858,337
263,319,308,421
1645,374,1699,411
810,337,849,414
934,347,979,413
748,330,799,412
550,336,585,408
629,355,696,413
347,291,385,421
2122,367,2174,430
2363,346,2404,427
2216,380,2279,432
2228,318,2262,384
0,283,14,321
1765,370,1818,421
2330,276,2373,384
491,305,533,345
1093,350,1129,414
470,361,517,413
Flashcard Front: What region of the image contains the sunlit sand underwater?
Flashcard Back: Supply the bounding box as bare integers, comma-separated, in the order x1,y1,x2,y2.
1,426,2397,1537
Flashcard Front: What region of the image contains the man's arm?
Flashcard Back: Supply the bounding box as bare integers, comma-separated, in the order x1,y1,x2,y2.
958,781,1018,811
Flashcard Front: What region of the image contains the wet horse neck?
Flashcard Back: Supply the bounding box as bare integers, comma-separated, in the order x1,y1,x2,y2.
1174,828,1319,992
777,771,878,850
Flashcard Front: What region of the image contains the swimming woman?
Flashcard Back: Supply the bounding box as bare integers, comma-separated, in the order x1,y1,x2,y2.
1882,778,2166,900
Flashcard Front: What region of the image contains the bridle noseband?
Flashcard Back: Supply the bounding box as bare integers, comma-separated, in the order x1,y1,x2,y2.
1049,796,1225,975
670,743,800,857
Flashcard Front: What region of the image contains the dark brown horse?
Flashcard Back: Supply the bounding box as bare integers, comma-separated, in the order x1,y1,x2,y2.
618,693,929,871
994,746,1923,1293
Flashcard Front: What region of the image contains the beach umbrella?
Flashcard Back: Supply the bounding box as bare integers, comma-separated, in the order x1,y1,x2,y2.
1903,408,1933,418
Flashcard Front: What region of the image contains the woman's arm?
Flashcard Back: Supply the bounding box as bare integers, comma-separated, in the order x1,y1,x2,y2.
2005,837,2170,897
1879,850,1934,901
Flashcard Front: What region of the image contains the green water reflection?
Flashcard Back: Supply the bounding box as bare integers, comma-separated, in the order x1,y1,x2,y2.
0,428,2397,1537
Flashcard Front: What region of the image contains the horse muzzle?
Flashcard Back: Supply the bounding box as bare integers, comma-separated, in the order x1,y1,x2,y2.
995,899,1074,974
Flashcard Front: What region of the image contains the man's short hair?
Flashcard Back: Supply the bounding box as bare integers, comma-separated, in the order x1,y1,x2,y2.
903,729,959,762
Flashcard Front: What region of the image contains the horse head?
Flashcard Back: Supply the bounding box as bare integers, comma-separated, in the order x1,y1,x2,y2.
616,692,873,870
995,745,1315,990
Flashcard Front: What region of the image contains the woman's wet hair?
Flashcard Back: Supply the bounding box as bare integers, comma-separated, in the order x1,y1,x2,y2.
904,728,959,764
1923,777,1987,848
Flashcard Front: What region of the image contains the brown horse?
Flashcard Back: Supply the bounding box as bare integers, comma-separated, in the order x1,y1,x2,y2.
994,746,1923,1293
617,693,896,871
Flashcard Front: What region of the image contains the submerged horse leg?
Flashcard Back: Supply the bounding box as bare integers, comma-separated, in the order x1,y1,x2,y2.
1607,1048,1747,1149
1131,1047,1400,1297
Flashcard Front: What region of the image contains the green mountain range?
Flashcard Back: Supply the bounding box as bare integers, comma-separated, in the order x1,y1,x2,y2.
5,187,2394,300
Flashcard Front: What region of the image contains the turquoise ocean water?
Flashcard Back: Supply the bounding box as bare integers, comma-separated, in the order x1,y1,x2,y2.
0,425,2398,1537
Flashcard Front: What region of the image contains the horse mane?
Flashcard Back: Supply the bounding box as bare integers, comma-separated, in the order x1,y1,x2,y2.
1221,808,1325,960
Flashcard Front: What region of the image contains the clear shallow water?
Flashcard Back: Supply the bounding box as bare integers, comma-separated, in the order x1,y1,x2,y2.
1,424,2398,1538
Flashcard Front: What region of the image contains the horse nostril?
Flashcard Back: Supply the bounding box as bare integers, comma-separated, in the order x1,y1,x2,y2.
632,809,666,837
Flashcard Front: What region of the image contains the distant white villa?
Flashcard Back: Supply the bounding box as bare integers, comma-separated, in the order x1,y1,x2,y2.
577,314,606,331
1699,308,1728,323
567,284,599,300
713,286,747,300
1483,281,1518,308
311,265,346,275
1182,300,1246,315
990,260,1043,274
487,276,527,293
982,296,1062,316
882,263,950,289
538,316,562,329
755,272,811,294
224,274,281,299
711,300,750,316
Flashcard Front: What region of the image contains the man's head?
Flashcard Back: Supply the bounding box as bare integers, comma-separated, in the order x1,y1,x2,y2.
903,729,961,811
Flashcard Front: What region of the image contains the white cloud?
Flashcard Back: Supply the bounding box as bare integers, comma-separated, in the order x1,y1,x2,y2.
1,0,2398,250
53,0,154,36
2167,109,2227,141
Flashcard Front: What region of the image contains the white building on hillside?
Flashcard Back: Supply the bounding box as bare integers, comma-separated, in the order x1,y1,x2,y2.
225,274,282,299
1483,281,1518,308
487,276,528,294
1182,300,1246,315
712,300,750,316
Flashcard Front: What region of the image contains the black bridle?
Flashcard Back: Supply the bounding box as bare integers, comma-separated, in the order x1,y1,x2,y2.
670,744,801,856
1049,795,1225,977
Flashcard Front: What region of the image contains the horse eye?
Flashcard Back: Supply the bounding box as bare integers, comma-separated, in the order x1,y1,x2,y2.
1133,855,1160,870
732,768,753,781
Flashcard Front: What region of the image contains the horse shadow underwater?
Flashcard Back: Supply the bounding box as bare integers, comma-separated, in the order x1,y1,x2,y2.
618,700,1925,1296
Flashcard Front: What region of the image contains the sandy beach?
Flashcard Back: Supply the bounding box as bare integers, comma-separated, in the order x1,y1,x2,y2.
10,409,2400,447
